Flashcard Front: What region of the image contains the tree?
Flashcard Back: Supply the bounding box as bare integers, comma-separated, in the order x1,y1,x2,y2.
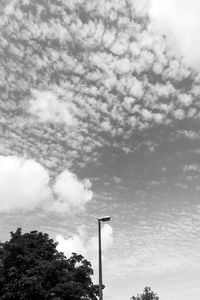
131,287,159,300
0,228,98,300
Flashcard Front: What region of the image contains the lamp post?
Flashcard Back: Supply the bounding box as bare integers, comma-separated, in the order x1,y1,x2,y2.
98,216,111,300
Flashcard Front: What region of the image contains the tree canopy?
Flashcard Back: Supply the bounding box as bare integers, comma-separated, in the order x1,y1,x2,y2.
131,287,159,300
0,228,98,300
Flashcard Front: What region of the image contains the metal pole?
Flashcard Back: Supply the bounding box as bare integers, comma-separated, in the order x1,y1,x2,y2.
98,219,103,300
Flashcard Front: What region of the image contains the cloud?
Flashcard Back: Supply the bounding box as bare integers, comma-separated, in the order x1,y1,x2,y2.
0,156,92,213
0,156,51,212
149,0,200,68
29,90,77,127
56,227,87,257
88,224,113,253
133,0,150,16
56,224,113,263
113,176,122,183
183,164,200,172
177,130,199,140
115,250,199,275
52,170,93,212
116,58,131,73
0,0,198,170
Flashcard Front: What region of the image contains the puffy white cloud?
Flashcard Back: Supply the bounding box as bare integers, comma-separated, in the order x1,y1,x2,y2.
132,0,150,16
149,0,200,68
178,93,193,107
173,108,185,120
88,224,113,253
0,156,51,212
52,170,93,212
29,90,77,127
56,224,113,262
56,227,87,257
142,108,153,121
116,58,131,73
101,224,113,248
0,156,93,213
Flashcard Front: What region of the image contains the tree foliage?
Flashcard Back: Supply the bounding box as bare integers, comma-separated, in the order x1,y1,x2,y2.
0,228,98,300
131,287,159,300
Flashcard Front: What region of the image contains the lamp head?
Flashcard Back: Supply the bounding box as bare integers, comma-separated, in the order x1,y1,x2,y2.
98,216,111,222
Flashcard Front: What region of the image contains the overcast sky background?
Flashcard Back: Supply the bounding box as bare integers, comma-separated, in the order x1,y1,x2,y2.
1,0,200,299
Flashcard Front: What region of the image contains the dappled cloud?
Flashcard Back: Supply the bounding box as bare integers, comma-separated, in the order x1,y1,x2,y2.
0,0,199,170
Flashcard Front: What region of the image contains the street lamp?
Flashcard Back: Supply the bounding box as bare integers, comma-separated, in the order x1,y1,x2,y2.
98,216,111,300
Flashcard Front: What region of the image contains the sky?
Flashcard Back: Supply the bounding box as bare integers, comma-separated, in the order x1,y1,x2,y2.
0,0,200,299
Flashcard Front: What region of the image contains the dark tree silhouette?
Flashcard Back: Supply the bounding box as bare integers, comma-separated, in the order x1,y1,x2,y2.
131,287,159,300
0,228,98,300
